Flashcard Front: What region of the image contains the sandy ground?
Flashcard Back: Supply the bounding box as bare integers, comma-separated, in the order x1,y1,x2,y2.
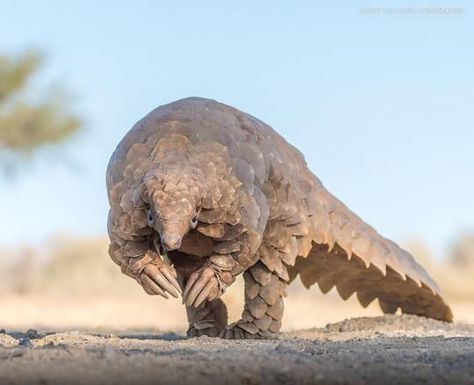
1,315,473,385
1,278,473,331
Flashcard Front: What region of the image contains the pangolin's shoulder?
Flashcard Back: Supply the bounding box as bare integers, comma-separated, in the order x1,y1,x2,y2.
107,97,314,192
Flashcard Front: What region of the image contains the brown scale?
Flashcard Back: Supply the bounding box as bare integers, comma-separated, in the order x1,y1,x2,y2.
221,261,287,339
106,97,452,340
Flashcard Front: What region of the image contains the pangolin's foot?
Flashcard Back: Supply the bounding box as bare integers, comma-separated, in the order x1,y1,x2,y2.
220,321,277,340
187,319,223,337
186,298,228,338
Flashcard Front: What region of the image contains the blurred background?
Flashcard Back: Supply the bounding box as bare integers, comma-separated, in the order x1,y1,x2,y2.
0,1,472,332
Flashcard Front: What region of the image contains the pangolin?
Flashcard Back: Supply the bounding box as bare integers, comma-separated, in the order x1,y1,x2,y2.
106,97,452,339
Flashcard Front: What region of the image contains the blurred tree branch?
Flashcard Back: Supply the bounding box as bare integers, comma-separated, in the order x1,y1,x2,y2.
0,50,81,159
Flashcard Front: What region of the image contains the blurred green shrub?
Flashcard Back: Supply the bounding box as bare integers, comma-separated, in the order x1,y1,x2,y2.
0,50,81,168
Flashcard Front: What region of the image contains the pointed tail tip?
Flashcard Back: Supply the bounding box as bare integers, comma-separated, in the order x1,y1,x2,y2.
443,305,454,322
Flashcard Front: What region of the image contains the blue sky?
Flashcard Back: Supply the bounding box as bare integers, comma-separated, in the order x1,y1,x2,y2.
0,1,472,257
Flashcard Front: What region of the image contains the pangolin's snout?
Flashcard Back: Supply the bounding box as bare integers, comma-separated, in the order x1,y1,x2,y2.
161,233,182,251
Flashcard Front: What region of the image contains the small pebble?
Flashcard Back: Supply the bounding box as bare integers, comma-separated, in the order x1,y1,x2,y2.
26,329,41,339
19,337,33,348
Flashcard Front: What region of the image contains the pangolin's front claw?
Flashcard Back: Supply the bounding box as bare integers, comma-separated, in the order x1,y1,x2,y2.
182,267,220,307
140,261,182,298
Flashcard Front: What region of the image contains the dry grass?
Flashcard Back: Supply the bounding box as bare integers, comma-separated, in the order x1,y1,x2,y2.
0,235,472,332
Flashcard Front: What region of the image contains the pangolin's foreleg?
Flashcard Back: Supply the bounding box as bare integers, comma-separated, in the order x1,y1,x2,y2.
221,261,287,339
186,298,228,337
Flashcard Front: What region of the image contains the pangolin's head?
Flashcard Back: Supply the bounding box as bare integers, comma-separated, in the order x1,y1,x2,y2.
142,167,202,251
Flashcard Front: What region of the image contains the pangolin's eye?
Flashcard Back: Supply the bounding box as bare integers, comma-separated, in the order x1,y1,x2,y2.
190,215,198,229
146,207,154,225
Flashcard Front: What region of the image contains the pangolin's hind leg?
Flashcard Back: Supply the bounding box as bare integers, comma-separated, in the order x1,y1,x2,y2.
186,298,228,337
221,261,287,339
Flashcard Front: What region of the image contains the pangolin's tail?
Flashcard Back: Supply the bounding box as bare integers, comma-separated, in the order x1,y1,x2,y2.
287,186,453,322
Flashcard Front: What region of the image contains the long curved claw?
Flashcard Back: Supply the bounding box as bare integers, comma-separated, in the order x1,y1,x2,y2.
147,269,180,298
160,268,182,295
141,279,156,296
183,269,214,307
182,273,199,303
193,280,218,308
141,275,169,299
142,263,181,298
